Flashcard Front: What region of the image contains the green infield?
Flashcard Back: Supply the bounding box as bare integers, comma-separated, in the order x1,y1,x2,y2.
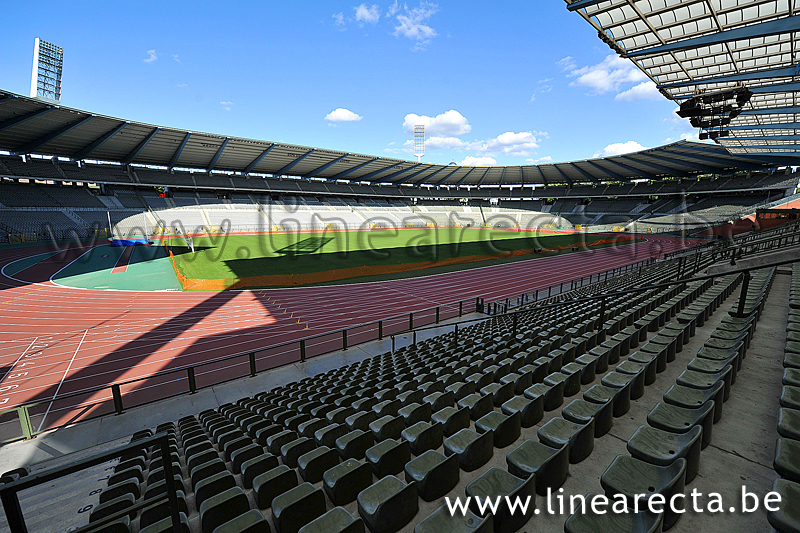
161,227,637,290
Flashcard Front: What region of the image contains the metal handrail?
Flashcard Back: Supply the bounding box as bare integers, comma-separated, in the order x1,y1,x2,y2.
0,432,181,533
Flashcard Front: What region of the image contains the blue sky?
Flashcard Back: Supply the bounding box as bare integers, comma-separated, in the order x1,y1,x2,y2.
0,1,698,167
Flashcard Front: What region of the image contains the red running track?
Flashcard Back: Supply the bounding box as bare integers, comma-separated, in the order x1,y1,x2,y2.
0,235,697,432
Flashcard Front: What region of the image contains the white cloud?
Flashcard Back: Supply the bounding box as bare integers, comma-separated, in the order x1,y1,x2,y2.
526,156,553,164
220,101,234,111
172,54,181,63
143,50,158,63
566,54,647,94
333,12,346,29
177,83,188,87
386,0,400,17
557,56,576,71
460,156,496,166
403,110,470,136
615,81,661,101
593,141,647,158
354,3,380,24
393,1,438,48
467,131,541,157
325,108,363,122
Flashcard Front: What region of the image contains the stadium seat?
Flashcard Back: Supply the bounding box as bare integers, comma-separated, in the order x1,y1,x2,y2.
366,439,411,478
564,493,663,533
431,406,471,437
281,437,316,468
357,475,418,533
505,439,569,495
465,467,535,533
336,429,374,460
562,398,613,438
475,411,521,448
404,450,459,501
324,459,373,506
768,478,800,533
298,446,339,483
413,504,492,533
443,428,494,471
663,382,724,423
538,417,594,463
647,401,715,449
457,393,493,420
199,487,250,533
298,507,365,533
584,383,628,417
401,421,443,456
501,395,543,428
775,438,800,484
253,465,298,509
524,382,564,412
627,425,702,483
272,483,326,533
241,453,279,489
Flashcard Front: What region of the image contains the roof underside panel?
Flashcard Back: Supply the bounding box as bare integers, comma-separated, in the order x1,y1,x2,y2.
567,0,800,159
0,88,778,185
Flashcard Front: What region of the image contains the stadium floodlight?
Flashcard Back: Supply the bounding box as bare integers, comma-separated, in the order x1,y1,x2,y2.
30,38,63,103
414,125,425,163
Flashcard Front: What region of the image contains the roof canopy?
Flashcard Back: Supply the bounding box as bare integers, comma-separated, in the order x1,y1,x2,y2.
0,89,778,186
567,0,800,164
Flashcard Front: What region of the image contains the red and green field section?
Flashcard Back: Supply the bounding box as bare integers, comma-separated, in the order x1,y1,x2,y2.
163,227,638,290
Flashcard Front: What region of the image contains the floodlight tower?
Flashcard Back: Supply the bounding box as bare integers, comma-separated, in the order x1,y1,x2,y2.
30,38,63,103
414,125,425,163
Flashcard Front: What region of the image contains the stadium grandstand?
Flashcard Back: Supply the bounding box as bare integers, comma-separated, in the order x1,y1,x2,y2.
1,1,800,533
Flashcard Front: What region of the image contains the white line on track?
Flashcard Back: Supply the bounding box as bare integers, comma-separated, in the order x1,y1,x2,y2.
1,337,38,378
37,329,88,432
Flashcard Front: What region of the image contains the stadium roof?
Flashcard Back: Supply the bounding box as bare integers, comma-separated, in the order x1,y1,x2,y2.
566,0,800,164
0,88,779,187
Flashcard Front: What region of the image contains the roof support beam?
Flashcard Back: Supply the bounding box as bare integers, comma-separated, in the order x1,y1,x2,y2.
659,148,765,171
726,134,800,141
727,122,800,130
72,122,127,161
552,165,574,186
618,155,689,177
327,157,378,180
451,168,475,187
647,152,719,173
498,167,506,186
168,132,191,170
669,144,773,167
0,107,57,134
602,159,659,180
568,162,601,183
302,154,349,178
395,165,440,185
374,163,423,184
566,0,609,12
418,166,458,186
585,160,624,181
726,144,800,150
741,105,800,115
535,165,548,186
519,167,524,186
243,145,274,174
475,168,492,186
10,115,94,156
356,161,403,182
206,137,230,172
274,148,314,176
659,64,800,90
121,127,160,165
628,16,800,58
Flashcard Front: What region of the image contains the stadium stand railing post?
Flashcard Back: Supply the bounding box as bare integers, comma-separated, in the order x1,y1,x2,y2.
112,384,124,415
391,335,395,353
300,340,306,362
343,330,348,350
436,307,440,324
409,312,414,331
378,321,383,339
187,367,197,394
598,296,607,331
249,353,257,377
454,324,459,345
737,270,751,317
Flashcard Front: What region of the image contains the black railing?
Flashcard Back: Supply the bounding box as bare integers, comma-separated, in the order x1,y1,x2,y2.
0,432,181,533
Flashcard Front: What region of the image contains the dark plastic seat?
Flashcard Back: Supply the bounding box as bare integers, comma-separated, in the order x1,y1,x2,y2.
647,401,714,449
298,446,339,483
323,459,373,506
267,430,299,455
213,509,272,533
602,371,642,401
627,425,702,483
443,428,494,472
782,386,800,410
676,365,733,402
601,455,687,530
345,411,378,433
584,383,628,417
480,382,515,407
404,450,459,501
500,371,533,394
663,382,724,423
424,390,455,412
336,429,374,460
768,478,800,533
281,437,316,469
272,483,326,533
432,406,471,437
413,504,492,533
139,513,190,533
505,439,569,495
253,464,298,509
398,402,432,427
315,424,348,449
366,439,411,478
775,437,800,484
562,398,613,437
779,408,800,441
538,417,594,463
370,415,405,442
89,493,136,523
298,507,364,533
199,486,250,533
564,493,663,533
501,395,543,428
524,382,563,412
195,470,236,509
401,421,443,456
445,382,476,401
357,475,418,533
475,411,521,448
457,393,493,421
241,453,279,489
465,467,535,533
